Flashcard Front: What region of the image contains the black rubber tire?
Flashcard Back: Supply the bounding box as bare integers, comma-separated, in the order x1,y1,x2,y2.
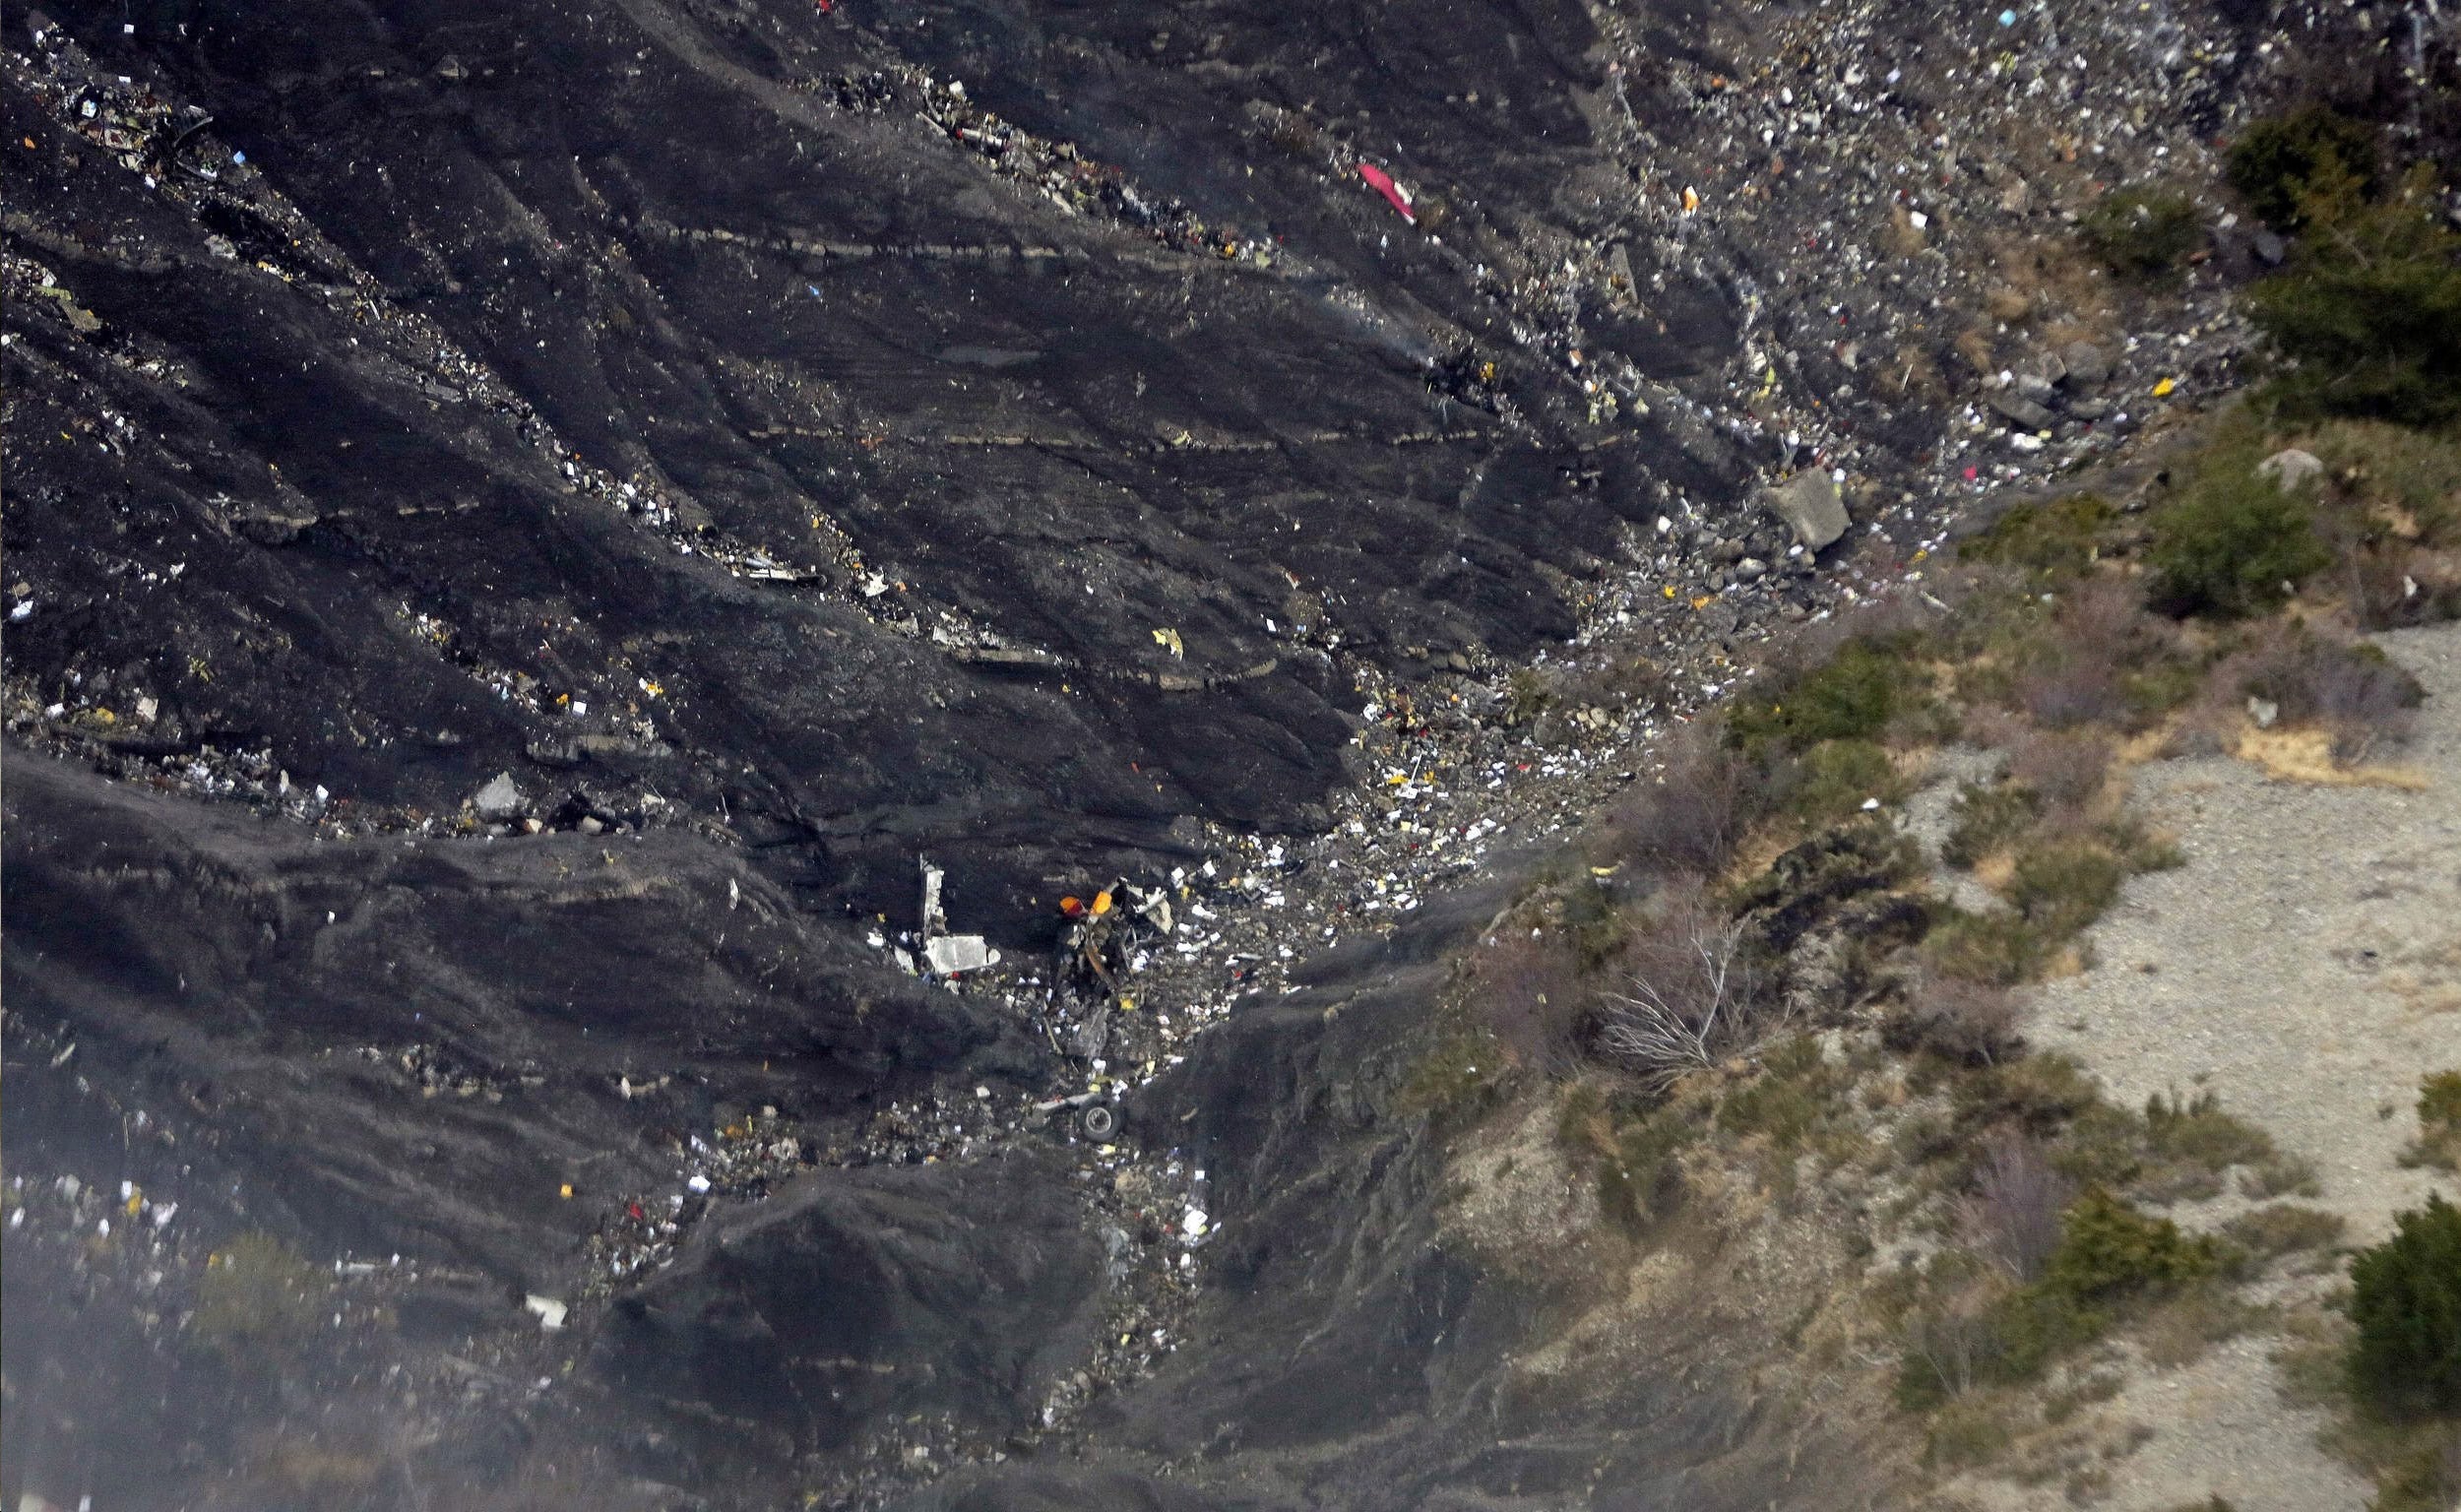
1079,1103,1117,1140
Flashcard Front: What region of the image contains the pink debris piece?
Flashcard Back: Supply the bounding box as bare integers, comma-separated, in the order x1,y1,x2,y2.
1357,162,1416,223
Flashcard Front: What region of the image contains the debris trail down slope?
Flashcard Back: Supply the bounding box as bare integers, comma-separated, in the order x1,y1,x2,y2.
9,0,2451,1505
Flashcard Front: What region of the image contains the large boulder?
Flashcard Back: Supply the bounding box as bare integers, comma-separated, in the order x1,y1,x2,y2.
1761,470,1851,551
2257,447,2326,492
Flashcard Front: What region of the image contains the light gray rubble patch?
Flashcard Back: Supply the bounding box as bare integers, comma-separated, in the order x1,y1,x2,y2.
473,772,525,820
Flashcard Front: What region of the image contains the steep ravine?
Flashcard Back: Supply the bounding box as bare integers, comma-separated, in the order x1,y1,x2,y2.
4,0,2424,1505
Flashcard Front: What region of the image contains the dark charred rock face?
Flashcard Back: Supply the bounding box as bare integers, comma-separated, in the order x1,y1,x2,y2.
0,0,1748,941
0,1,1780,1502
20,0,2357,1499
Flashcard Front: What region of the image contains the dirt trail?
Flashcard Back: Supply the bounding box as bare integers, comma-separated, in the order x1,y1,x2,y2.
1970,622,2461,1511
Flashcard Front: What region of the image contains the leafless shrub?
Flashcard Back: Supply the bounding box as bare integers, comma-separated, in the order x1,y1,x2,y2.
2019,579,2163,728
1902,1281,2009,1402
2018,656,2124,729
1883,975,2024,1066
2206,621,2424,762
1466,927,1588,1078
2354,545,2461,630
1962,1131,2074,1282
2064,575,2163,658
2006,728,2113,814
1605,722,1758,876
1960,701,2028,750
1599,882,1779,1090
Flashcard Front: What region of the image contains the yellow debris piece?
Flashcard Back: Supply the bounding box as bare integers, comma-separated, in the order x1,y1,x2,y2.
2152,376,2177,398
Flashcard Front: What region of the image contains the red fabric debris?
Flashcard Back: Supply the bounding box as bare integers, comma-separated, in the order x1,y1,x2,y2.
1357,162,1416,223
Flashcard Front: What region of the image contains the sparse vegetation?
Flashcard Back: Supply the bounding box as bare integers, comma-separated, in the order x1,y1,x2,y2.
2227,106,2378,231
2221,1204,2345,1268
1601,719,1770,876
2408,1070,2461,1170
1963,1132,2073,1281
1943,782,2041,869
2210,622,2426,761
1960,495,2115,581
1464,926,1590,1078
192,1231,332,1355
1886,975,2024,1067
2080,185,2202,276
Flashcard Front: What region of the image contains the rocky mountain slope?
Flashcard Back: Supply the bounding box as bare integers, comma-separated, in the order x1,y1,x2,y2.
6,0,2451,1507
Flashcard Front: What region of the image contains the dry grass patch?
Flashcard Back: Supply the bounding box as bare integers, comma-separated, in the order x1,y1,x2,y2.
2233,724,2429,788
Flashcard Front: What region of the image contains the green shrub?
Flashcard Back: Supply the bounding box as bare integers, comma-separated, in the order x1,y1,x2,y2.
2248,164,2461,427
2348,1192,2461,1415
2044,1186,2221,1302
1925,1394,2021,1469
2056,1101,2158,1190
2143,1088,2277,1170
1924,907,2051,985
2080,185,2202,276
1957,1051,2103,1134
2221,1204,2346,1265
1989,1271,2112,1376
2147,464,2334,618
1716,1038,1843,1149
2007,838,2125,938
2123,661,2209,722
2369,1433,2461,1512
192,1232,331,1354
1959,495,2117,580
2098,814,2188,874
1786,737,1909,825
1943,782,2043,868
1595,1104,1701,1235
1729,639,1924,755
2238,1153,2324,1199
2419,1071,2461,1137
2227,105,2379,231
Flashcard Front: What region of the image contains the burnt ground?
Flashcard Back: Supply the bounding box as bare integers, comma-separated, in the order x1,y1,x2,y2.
6,0,2446,1506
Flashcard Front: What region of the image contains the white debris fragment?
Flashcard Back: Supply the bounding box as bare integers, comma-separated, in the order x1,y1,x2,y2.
924,934,997,975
